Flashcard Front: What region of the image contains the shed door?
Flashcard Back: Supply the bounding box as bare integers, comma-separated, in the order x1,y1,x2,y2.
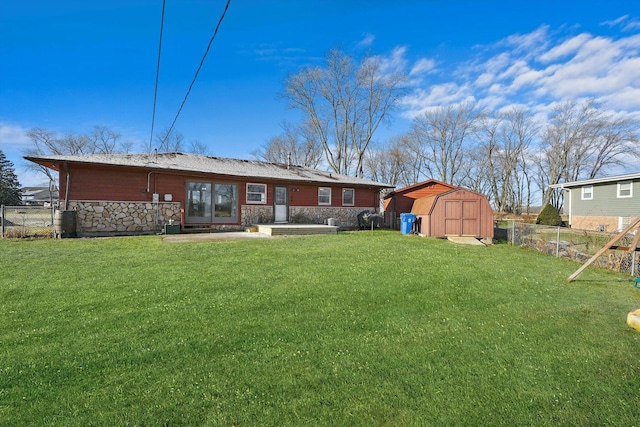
461,200,479,236
444,201,461,235
444,200,479,236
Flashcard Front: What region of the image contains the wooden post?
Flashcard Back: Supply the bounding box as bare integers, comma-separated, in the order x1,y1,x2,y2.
627,228,640,254
567,217,640,282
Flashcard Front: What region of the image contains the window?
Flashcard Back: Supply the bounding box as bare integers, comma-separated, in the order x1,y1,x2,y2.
246,183,267,204
186,181,238,224
619,216,631,232
342,188,355,206
581,185,593,200
214,184,237,220
318,187,331,205
617,181,632,198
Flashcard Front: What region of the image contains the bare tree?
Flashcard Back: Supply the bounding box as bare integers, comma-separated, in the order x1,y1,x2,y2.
155,127,184,153
363,136,411,187
253,121,323,168
25,125,131,181
537,99,639,207
476,107,538,213
188,140,211,155
409,101,483,185
282,48,407,177
586,114,639,178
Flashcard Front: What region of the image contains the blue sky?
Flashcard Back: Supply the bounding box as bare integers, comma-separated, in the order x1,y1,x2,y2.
2,0,639,186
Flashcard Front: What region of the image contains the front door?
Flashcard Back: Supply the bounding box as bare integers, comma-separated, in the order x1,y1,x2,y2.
274,186,288,223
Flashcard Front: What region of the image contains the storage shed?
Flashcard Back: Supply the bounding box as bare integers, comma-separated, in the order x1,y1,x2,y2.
411,188,493,239
383,179,455,228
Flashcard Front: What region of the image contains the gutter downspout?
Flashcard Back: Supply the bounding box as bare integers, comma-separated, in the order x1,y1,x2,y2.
567,187,572,228
147,171,154,193
64,164,71,211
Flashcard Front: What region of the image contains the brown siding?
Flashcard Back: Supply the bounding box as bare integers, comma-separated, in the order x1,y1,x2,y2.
62,163,381,227
66,164,150,201
290,184,378,208
383,180,455,227
416,188,494,238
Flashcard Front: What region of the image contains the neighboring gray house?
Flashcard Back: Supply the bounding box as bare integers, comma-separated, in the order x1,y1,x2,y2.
21,186,59,207
550,172,640,232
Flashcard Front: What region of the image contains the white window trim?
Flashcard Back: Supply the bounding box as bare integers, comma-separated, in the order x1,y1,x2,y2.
318,187,331,206
581,185,593,200
617,181,633,198
342,188,355,206
246,183,267,204
619,216,631,232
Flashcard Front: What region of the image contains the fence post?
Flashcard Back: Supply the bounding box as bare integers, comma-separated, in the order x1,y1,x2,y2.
1,205,4,238
511,220,515,245
556,226,560,257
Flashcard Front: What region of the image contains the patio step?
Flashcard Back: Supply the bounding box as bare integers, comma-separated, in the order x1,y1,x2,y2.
257,224,338,236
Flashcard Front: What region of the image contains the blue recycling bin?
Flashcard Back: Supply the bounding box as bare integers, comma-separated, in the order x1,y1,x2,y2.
400,213,416,235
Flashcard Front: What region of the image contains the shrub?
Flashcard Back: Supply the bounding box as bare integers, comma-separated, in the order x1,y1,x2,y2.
536,203,563,226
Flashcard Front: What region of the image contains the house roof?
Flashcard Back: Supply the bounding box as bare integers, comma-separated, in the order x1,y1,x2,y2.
549,172,640,189
24,152,395,188
383,179,455,199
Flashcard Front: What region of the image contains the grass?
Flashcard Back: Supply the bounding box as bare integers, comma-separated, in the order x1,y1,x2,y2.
1,231,639,426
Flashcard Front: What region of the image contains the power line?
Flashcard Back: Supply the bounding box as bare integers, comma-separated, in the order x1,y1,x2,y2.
148,0,166,153
160,0,232,147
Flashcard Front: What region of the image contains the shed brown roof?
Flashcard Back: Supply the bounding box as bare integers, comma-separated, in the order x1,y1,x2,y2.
383,179,455,199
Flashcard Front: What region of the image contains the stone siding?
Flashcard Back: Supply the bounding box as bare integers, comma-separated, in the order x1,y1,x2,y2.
241,205,274,226
289,206,375,228
66,200,377,235
69,200,182,236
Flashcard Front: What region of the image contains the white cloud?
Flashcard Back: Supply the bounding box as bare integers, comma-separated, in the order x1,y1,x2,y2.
599,14,640,32
500,25,550,57
400,21,640,121
374,45,409,76
410,58,436,76
0,122,30,149
357,33,376,49
601,15,629,27
539,33,591,62
400,83,474,118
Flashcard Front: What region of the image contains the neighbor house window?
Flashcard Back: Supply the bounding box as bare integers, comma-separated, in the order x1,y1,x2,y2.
246,183,267,204
619,216,631,232
581,185,593,200
342,188,355,206
318,187,331,205
617,181,632,198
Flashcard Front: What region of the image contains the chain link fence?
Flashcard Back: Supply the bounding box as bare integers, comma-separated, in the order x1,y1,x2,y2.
1,205,55,238
496,221,640,276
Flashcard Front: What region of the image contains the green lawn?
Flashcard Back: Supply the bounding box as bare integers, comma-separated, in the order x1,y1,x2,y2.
2,231,639,426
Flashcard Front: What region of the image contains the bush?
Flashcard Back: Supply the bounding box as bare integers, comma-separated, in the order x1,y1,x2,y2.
536,203,563,226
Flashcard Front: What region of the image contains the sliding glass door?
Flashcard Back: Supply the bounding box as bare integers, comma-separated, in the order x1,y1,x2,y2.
186,181,237,224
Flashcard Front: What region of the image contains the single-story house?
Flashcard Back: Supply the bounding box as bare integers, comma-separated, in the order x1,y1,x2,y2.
550,172,640,232
411,187,494,239
382,179,456,228
25,152,394,236
21,186,59,206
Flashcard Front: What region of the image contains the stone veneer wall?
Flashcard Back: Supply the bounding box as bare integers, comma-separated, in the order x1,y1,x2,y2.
68,200,182,235
66,201,378,235
241,205,274,226
289,206,375,228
